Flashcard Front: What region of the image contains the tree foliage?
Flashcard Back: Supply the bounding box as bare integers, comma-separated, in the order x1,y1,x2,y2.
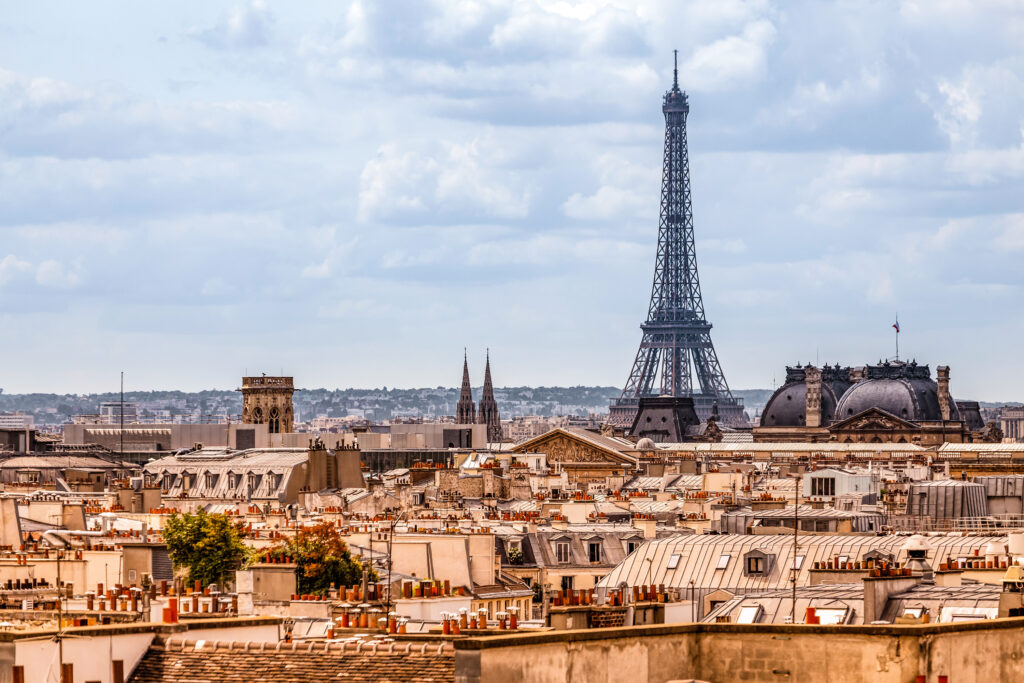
269,521,374,595
163,510,252,588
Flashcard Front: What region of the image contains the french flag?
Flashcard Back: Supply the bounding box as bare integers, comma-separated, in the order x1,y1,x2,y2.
892,320,900,333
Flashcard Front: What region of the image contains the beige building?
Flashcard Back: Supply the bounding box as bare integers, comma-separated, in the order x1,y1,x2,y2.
241,375,295,434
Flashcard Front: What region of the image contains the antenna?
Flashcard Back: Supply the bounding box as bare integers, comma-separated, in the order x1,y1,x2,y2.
673,49,679,89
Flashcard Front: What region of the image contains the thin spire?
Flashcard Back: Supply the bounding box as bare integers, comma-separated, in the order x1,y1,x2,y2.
457,351,475,424
673,49,678,90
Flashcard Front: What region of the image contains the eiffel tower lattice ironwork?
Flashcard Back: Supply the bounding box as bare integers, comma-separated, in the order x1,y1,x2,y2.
609,52,745,427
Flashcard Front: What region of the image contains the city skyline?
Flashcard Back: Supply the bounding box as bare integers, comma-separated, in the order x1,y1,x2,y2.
2,2,1023,399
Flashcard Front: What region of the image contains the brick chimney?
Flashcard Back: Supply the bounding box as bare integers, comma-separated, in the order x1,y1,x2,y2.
804,365,822,428
937,366,952,421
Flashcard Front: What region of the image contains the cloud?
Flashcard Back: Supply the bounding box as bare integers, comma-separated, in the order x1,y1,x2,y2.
358,138,532,223
680,19,776,91
190,1,274,49
0,255,81,290
0,255,33,286
1,1,1023,396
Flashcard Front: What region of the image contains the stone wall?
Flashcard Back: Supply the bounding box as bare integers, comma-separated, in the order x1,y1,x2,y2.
454,618,1024,683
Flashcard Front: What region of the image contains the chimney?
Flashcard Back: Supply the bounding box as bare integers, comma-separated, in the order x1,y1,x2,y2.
862,572,921,624
903,535,933,583
937,366,952,421
804,366,822,428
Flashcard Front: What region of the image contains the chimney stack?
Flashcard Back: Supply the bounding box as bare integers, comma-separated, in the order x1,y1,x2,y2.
937,366,952,421
804,366,822,428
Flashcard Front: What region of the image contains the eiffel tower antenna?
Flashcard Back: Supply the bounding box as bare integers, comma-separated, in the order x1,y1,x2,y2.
609,52,745,427
673,49,679,90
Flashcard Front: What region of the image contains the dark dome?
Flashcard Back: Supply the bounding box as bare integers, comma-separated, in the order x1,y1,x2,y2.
760,365,847,427
835,364,959,423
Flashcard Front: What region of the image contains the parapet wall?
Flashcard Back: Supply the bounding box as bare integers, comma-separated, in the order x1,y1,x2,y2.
454,618,1024,683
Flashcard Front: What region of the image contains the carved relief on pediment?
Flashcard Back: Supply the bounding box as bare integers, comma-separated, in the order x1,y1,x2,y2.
535,435,617,464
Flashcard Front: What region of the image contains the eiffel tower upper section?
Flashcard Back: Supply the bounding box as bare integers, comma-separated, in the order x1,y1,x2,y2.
609,53,745,427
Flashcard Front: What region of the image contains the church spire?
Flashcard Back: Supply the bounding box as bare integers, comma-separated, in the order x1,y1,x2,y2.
456,350,476,424
477,349,502,442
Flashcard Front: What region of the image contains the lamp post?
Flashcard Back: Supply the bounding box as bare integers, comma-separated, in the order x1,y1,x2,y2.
791,472,801,624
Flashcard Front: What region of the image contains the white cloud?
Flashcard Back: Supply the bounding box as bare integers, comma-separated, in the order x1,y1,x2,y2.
301,259,331,279
190,1,274,49
358,139,531,223
680,19,776,91
34,260,82,289
0,255,33,286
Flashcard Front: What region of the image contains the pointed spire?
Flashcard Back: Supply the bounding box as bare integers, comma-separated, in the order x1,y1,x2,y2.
456,351,476,424
482,348,493,394
673,48,679,90
477,349,502,443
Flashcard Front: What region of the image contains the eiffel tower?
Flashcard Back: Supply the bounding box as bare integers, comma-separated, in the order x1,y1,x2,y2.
609,52,745,427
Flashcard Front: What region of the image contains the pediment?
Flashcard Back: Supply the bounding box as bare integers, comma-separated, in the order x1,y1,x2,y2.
512,429,636,466
830,407,920,432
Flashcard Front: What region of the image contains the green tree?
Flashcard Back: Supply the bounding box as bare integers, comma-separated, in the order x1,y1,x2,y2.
163,510,252,588
269,521,374,595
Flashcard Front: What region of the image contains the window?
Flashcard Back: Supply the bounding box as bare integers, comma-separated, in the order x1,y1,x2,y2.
746,556,765,574
248,473,261,492
626,540,640,555
507,539,522,553
555,542,570,563
794,555,805,570
163,473,175,489
228,473,241,489
269,407,281,434
588,542,602,563
667,554,681,569
737,605,762,624
205,473,218,489
811,477,836,497
17,470,40,484
716,555,730,570
838,555,849,566
902,607,924,618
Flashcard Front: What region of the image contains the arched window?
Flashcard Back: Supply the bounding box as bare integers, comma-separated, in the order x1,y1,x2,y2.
252,406,264,423
269,407,281,434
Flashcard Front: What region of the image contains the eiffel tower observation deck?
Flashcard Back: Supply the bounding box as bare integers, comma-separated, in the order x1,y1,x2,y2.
609,53,746,428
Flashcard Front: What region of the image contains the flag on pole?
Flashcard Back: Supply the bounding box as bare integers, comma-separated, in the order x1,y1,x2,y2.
892,320,900,333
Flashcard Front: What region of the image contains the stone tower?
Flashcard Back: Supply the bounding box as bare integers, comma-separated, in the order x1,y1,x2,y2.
477,351,502,442
456,353,476,424
241,375,294,434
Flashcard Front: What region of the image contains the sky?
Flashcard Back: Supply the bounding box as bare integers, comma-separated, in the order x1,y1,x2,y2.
1,1,1023,400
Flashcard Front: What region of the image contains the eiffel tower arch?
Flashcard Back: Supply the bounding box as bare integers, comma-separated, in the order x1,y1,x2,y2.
609,53,746,428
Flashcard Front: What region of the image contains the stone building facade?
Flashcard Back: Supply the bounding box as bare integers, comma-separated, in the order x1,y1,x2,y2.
241,375,295,434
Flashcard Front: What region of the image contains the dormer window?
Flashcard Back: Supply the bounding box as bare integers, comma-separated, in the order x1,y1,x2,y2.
205,473,218,490
555,542,570,563
743,550,775,576
588,542,602,563
162,473,175,490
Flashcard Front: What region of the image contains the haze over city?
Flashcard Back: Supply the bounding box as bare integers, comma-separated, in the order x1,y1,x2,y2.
2,1,1022,398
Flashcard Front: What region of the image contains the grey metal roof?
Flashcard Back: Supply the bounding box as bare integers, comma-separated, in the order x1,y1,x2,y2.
597,533,1007,595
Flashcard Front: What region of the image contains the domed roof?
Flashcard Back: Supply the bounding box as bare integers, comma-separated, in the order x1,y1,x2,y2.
759,365,849,427
635,437,656,451
834,362,959,422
